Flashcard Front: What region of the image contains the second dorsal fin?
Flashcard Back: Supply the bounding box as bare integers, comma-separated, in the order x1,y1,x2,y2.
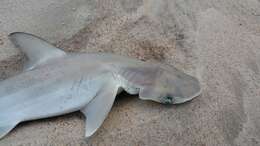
9,32,66,71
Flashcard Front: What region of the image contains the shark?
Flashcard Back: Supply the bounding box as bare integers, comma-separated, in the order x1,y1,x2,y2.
0,32,201,139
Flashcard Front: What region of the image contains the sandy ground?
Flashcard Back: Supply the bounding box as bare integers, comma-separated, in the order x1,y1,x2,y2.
0,0,260,146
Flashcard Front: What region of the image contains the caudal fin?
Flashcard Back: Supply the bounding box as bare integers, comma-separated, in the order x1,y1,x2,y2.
0,120,19,139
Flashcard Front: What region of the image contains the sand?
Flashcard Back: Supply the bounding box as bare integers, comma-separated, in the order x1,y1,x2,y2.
0,0,260,145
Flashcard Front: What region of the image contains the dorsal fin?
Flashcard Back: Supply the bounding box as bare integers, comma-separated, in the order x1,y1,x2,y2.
9,32,66,71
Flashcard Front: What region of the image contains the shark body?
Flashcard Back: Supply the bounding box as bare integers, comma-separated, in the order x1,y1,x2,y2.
0,32,201,139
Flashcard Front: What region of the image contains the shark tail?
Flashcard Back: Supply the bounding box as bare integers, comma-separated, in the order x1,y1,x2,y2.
0,119,19,139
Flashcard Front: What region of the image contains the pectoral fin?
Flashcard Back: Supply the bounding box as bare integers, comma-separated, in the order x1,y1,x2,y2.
80,83,119,138
0,118,19,139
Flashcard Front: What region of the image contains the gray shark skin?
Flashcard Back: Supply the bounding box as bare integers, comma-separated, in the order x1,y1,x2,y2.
0,32,201,139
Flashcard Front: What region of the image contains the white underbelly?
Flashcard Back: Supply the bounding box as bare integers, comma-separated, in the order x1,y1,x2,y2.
0,75,105,122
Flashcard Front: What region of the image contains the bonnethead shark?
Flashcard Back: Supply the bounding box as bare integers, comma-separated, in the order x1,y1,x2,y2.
0,32,201,139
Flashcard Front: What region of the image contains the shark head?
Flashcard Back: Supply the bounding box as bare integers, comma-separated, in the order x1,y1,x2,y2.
139,63,201,104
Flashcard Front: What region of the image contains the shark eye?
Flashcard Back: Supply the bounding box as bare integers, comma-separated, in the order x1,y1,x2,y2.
163,96,173,104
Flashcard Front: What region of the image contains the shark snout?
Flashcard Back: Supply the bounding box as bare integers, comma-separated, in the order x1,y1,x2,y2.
171,76,201,104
